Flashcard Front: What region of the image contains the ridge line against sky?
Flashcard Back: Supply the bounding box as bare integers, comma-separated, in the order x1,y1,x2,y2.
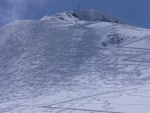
0,0,150,28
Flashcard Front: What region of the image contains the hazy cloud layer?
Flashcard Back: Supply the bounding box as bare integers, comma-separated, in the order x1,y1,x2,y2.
0,0,48,26
0,0,150,28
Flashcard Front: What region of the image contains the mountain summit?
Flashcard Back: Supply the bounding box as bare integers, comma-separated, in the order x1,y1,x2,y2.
41,10,128,24
0,10,150,113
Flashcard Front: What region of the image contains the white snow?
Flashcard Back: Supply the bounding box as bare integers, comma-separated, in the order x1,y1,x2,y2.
0,24,16,48
0,10,150,113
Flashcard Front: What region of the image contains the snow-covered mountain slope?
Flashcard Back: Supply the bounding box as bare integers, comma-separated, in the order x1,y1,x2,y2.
0,10,150,113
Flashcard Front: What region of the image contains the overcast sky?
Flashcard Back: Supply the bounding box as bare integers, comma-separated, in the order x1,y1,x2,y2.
0,0,150,28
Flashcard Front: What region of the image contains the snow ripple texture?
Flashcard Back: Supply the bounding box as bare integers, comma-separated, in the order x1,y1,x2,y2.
0,11,150,113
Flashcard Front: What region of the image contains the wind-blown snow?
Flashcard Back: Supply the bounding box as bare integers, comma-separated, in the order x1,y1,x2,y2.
0,10,150,113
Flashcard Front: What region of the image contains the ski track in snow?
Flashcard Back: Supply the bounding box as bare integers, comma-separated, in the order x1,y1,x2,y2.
0,13,150,113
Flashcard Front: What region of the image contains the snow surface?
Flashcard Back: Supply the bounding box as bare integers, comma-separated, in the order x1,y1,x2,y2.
0,10,150,113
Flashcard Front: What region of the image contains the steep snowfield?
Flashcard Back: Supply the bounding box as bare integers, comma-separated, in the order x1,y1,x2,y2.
0,10,150,113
